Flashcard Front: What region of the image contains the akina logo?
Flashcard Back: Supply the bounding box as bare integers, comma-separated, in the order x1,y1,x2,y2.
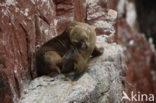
121,91,155,102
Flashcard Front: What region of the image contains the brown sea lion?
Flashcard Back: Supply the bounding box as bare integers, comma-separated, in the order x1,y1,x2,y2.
36,21,103,76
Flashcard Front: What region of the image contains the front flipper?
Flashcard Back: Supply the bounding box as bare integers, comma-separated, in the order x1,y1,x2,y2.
60,47,78,73
73,57,88,80
60,47,88,78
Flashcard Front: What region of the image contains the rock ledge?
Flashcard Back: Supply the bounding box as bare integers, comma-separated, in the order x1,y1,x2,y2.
19,36,126,103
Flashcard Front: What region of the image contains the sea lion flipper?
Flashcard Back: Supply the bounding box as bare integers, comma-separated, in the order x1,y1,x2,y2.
60,47,76,72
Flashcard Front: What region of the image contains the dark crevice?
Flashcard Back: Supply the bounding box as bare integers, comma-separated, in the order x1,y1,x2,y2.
32,15,40,79
0,61,6,69
34,15,41,48
0,25,2,32
0,71,5,103
14,72,21,98
39,15,50,26
19,23,29,58
19,23,32,78
10,21,23,58
14,76,20,96
85,4,88,22
15,76,19,89
135,0,156,47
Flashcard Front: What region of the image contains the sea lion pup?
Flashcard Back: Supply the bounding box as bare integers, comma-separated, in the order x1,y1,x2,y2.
36,21,103,76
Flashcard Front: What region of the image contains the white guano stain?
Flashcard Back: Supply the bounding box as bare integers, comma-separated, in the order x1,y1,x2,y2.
23,21,27,26
10,83,18,103
54,19,58,26
30,0,35,5
117,0,127,17
86,0,98,5
20,8,29,17
6,0,17,6
108,9,117,20
44,29,49,35
15,7,19,12
24,8,29,16
87,12,105,20
126,2,137,28
93,21,112,29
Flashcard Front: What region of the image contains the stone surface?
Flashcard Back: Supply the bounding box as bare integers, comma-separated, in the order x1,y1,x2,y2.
0,1,36,103
118,18,156,102
19,36,126,103
135,0,156,48
0,0,119,103
86,0,118,42
19,74,97,103
0,0,56,103
54,0,86,34
116,0,156,102
1,0,155,103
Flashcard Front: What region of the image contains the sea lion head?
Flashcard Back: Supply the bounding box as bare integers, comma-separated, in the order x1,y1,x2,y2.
69,26,89,49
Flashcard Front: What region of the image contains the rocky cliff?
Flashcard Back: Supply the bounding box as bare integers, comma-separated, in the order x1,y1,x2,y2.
0,0,156,103
19,36,126,103
116,1,156,102
0,0,119,103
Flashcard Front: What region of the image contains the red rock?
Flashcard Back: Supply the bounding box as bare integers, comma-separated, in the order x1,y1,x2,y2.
0,69,13,103
2,0,155,103
107,0,119,10
118,18,156,103
55,0,86,34
0,0,56,103
135,0,156,47
35,0,56,48
115,0,156,100
86,0,118,42
0,0,88,103
74,0,86,22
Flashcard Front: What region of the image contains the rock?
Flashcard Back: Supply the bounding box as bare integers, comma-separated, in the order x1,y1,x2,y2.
1,0,155,102
115,0,156,100
135,0,156,48
0,1,36,103
0,0,57,103
19,74,97,103
35,0,57,47
54,0,86,34
0,0,120,102
0,71,13,103
118,18,156,102
86,0,118,42
107,0,119,10
19,36,126,103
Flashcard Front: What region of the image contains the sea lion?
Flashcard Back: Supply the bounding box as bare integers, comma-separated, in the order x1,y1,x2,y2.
36,21,103,76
